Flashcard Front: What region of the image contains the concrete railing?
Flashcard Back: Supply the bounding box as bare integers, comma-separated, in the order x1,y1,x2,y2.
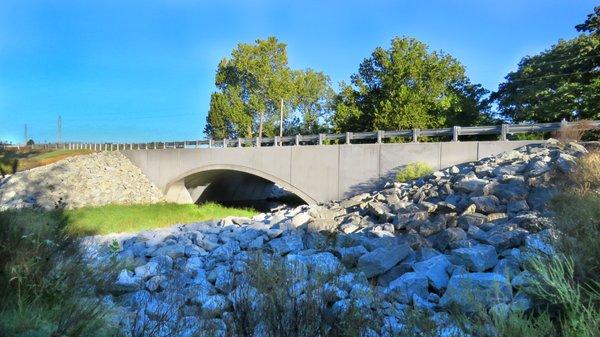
7,120,600,151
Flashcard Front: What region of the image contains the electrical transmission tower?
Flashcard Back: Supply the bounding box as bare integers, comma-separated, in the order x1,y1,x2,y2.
57,115,62,144
24,124,28,145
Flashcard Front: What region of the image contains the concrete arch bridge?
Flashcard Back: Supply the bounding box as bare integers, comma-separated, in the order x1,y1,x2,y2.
122,140,543,205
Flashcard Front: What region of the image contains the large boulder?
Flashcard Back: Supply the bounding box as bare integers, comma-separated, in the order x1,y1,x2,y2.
439,273,512,312
387,272,429,304
451,244,498,272
412,254,452,291
357,244,412,278
269,234,304,255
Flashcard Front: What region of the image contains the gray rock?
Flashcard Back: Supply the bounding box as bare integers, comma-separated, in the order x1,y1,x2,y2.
269,235,303,255
413,254,451,291
454,178,489,193
357,244,412,278
439,273,512,312
451,244,498,272
336,245,369,267
470,196,504,214
150,244,186,259
507,200,530,214
527,187,558,212
115,269,142,292
527,160,551,176
486,228,528,251
387,272,429,304
134,261,159,280
201,295,230,318
210,240,241,262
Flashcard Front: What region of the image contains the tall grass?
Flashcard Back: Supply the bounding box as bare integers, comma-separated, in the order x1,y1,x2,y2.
0,209,119,336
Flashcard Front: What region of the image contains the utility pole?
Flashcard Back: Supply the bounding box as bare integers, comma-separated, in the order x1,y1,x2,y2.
57,115,62,144
24,124,28,145
279,98,284,144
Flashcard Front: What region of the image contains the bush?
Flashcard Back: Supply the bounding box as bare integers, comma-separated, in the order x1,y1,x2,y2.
568,151,600,195
528,257,600,337
227,253,380,337
396,162,433,182
550,192,600,284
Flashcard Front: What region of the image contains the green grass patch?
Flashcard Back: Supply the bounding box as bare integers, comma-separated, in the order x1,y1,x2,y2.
396,162,433,182
64,202,257,236
1,148,93,173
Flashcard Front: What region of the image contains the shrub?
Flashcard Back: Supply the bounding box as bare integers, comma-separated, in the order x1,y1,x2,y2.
553,120,598,142
227,252,380,337
568,150,600,195
396,162,433,182
550,192,600,284
527,257,600,337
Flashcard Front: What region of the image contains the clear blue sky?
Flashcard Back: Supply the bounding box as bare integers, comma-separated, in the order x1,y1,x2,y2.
0,0,596,144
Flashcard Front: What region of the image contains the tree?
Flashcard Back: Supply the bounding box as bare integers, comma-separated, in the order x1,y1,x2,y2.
288,69,335,134
492,7,600,123
205,37,333,139
332,36,488,132
576,5,600,35
26,139,35,146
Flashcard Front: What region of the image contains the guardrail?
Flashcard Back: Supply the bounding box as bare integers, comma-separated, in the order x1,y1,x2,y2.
6,120,600,151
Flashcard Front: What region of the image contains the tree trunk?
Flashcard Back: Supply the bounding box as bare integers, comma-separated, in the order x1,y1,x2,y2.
258,111,264,141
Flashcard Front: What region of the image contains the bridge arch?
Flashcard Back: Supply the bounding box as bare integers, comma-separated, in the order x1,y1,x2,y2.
164,164,318,205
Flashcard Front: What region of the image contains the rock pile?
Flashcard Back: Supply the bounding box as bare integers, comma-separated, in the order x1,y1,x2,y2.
86,140,586,336
0,151,164,210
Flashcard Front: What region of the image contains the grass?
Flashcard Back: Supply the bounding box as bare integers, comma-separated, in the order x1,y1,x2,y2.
0,148,94,174
396,162,433,182
64,202,257,235
0,209,120,337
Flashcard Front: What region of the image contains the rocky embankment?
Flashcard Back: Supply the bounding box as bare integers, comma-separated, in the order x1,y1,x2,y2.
86,140,585,336
0,151,163,210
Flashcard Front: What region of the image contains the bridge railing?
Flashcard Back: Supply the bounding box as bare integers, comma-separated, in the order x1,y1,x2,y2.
8,120,600,151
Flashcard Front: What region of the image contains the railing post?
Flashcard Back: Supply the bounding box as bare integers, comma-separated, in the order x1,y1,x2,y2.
295,135,300,146
255,137,260,147
208,139,213,148
223,139,227,148
377,130,383,143
274,136,279,146
345,132,352,144
560,118,568,132
318,133,324,145
412,129,420,143
237,138,242,147
452,126,461,142
501,124,509,141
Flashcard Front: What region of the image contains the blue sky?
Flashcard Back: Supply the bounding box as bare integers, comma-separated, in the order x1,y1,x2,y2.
0,0,596,144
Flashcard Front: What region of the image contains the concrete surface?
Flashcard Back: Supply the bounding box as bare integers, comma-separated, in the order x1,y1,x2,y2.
121,140,543,204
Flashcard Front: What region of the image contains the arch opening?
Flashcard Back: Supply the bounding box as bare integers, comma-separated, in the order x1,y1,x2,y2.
181,168,307,212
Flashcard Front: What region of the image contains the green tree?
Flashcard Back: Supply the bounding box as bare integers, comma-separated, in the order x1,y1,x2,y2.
205,37,333,139
332,36,488,132
288,69,335,134
492,6,600,123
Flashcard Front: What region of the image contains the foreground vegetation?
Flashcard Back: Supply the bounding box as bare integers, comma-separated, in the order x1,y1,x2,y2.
0,202,256,336
0,148,94,175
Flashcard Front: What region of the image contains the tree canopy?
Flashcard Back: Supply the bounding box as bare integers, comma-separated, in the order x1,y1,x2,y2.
492,6,600,123
332,37,492,132
204,37,332,139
